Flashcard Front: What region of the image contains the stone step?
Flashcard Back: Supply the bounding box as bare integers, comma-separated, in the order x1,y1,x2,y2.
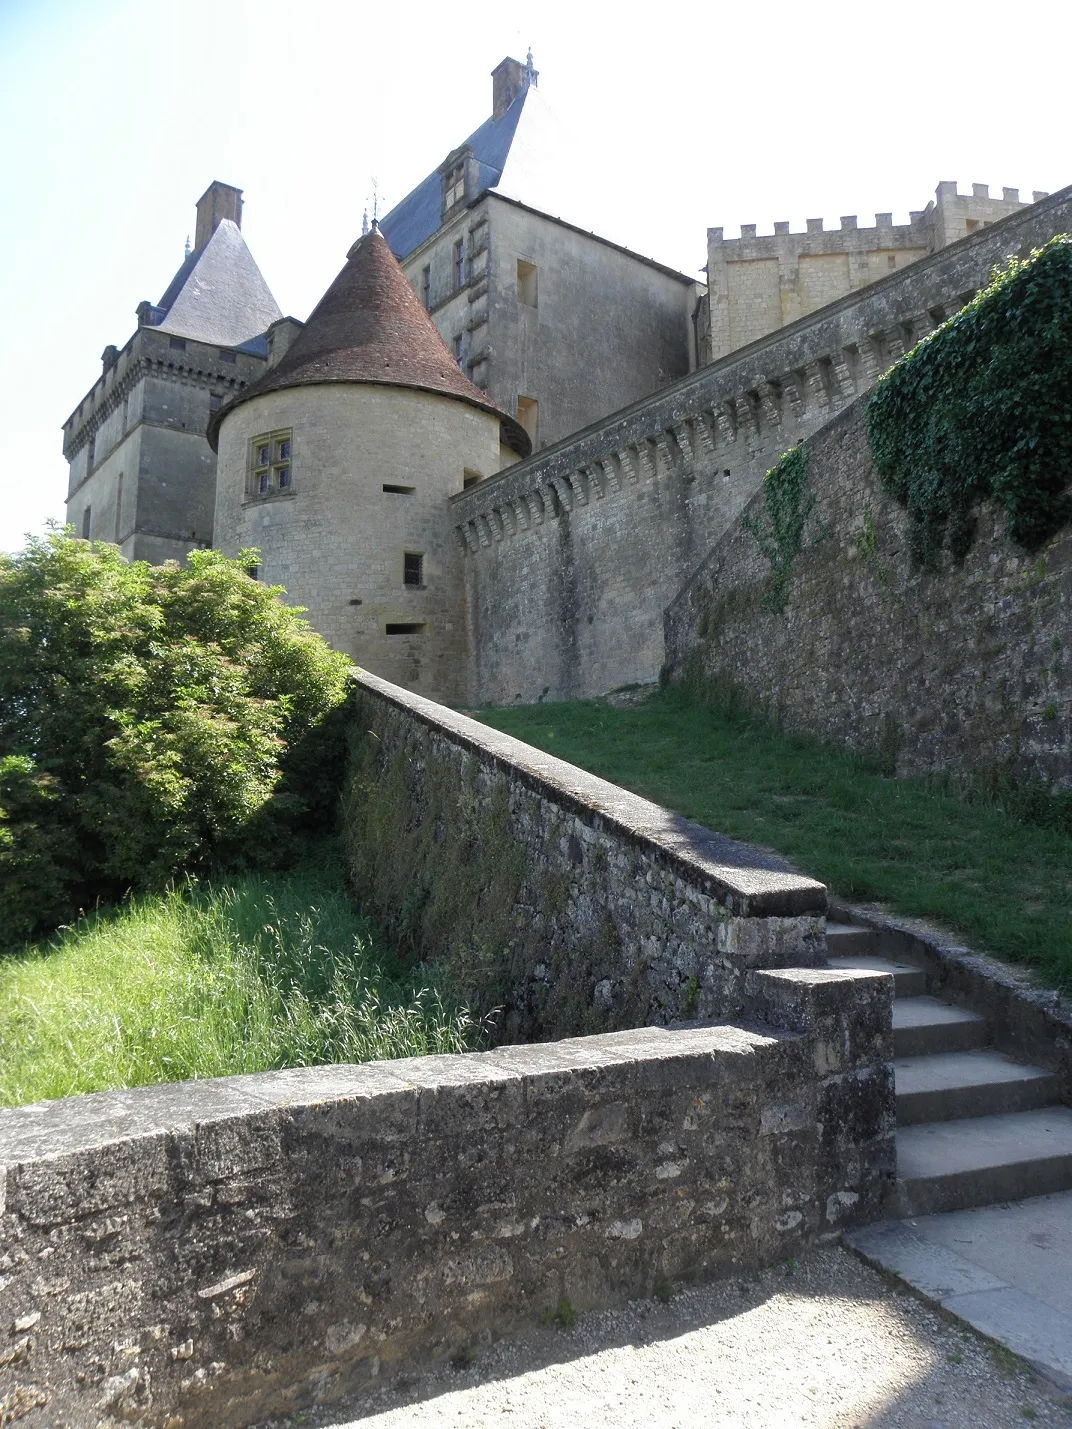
825,920,880,956
896,1049,1060,1125
828,953,926,999
893,996,989,1058
894,1106,1072,1216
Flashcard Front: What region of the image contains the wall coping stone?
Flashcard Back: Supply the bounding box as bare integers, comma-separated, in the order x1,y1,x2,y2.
353,669,826,918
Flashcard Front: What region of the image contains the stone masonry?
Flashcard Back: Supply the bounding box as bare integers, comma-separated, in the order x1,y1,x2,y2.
663,397,1072,792
451,185,1072,707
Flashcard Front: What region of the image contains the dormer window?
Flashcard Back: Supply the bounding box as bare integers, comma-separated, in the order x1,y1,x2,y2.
444,162,466,210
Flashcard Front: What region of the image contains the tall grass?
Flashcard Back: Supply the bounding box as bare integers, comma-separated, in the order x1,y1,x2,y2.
479,688,1072,992
0,858,481,1108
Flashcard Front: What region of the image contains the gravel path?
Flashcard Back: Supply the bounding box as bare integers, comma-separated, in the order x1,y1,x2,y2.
266,1246,1071,1428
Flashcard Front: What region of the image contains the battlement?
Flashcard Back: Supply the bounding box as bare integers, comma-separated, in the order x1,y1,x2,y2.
702,182,1045,362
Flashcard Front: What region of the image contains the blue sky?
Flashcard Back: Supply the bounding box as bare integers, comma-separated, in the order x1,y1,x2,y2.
1,0,1068,554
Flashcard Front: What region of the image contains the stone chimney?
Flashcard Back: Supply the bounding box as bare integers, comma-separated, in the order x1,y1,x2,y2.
492,56,526,120
194,181,243,253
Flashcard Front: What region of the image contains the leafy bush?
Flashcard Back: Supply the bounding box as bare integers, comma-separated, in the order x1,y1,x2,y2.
866,236,1072,568
0,532,352,941
742,444,816,611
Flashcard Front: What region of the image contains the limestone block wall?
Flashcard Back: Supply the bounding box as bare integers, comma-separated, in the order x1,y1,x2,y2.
663,399,1072,792
451,185,1072,707
398,193,699,451
0,978,892,1428
703,181,1039,363
346,671,828,1038
63,327,266,563
214,385,502,704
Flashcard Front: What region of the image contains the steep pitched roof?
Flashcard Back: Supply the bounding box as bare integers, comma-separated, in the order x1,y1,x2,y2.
154,219,281,347
380,86,529,259
208,228,530,454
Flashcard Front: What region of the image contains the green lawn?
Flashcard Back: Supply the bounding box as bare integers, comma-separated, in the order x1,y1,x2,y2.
0,853,479,1108
478,688,1072,993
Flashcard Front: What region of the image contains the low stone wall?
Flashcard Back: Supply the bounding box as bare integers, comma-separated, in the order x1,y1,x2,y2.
345,671,827,1039
663,400,1071,792
0,988,893,1428
451,186,1072,706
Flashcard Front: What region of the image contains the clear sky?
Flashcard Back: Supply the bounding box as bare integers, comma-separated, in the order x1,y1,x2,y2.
1,0,1068,555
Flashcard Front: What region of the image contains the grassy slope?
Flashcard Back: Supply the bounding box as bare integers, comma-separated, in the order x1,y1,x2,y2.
0,855,479,1108
478,689,1072,992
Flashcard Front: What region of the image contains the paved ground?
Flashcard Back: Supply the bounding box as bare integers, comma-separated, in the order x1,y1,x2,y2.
848,1191,1072,1393
262,1246,1071,1428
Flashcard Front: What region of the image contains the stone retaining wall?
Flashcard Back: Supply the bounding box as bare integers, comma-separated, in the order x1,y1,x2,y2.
450,185,1072,706
345,671,827,1038
0,988,892,1427
662,399,1071,792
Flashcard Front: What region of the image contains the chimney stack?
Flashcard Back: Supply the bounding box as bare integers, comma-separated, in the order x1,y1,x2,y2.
194,181,243,253
492,56,527,120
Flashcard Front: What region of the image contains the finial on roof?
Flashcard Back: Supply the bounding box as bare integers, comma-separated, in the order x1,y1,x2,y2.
185,234,191,257
362,209,369,236
525,48,538,87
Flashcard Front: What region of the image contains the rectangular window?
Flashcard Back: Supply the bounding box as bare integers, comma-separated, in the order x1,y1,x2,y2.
209,393,223,411
454,239,465,288
382,483,416,494
517,395,539,445
422,266,431,309
169,336,186,351
444,162,466,210
403,552,424,587
249,428,294,498
81,506,91,539
246,563,260,581
386,622,426,635
219,349,237,363
517,259,538,306
453,332,464,363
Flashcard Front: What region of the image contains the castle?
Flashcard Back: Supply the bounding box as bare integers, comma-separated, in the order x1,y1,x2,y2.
63,55,1063,712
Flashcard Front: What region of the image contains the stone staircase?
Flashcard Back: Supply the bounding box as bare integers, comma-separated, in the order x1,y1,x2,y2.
827,921,1072,1215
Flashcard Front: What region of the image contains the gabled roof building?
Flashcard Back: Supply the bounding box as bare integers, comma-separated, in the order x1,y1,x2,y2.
379,56,705,452
62,181,282,564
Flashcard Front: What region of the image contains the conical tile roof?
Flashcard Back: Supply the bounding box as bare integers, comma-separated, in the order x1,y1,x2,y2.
209,228,529,455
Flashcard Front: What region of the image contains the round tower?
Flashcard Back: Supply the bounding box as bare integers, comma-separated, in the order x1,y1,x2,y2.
209,227,529,702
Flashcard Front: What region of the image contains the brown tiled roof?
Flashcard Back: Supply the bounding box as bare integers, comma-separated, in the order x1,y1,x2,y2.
208,228,530,455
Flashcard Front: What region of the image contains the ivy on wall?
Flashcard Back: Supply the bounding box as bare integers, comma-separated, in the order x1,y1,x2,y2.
742,444,815,612
866,236,1072,569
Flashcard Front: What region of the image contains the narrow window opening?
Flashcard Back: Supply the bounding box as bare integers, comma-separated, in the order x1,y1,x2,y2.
517,395,539,445
209,392,223,412
403,552,424,587
382,483,416,495
517,259,538,306
81,506,92,539
422,266,431,309
453,332,464,363
219,349,237,363
386,622,426,635
887,255,897,268
246,564,259,581
454,238,466,288
169,336,186,351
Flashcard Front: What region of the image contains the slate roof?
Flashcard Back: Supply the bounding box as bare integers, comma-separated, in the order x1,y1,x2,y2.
154,220,281,348
380,87,528,259
208,228,530,455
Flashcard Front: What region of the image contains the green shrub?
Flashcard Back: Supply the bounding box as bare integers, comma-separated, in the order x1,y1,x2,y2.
0,532,352,941
742,444,816,611
866,236,1072,568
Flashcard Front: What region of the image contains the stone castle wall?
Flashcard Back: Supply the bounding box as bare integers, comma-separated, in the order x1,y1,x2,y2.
702,181,1038,362
450,185,1072,707
663,399,1072,791
214,386,503,705
0,670,892,1426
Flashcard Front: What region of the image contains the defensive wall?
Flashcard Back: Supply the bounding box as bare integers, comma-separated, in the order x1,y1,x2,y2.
451,184,1072,708
663,398,1072,792
0,672,893,1426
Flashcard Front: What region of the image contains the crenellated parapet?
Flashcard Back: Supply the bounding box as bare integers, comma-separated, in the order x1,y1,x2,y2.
451,185,1072,706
